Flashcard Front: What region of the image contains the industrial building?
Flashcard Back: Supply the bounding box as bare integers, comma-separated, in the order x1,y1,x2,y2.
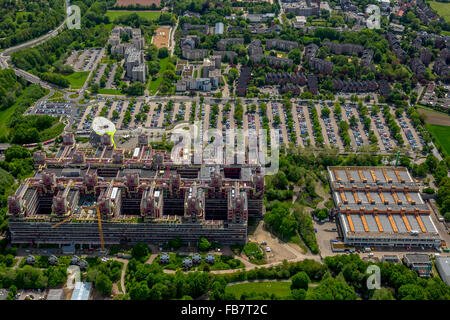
403,254,432,278
435,256,450,286
7,133,264,247
328,166,441,249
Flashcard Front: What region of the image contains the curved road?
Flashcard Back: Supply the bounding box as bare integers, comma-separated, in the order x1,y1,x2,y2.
0,0,69,89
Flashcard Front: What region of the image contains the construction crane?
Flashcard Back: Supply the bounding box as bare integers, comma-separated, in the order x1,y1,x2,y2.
96,205,105,252
51,216,72,229
52,205,105,252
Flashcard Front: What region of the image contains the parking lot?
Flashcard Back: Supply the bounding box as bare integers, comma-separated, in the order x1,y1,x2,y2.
28,101,75,117
17,289,47,301
70,99,427,156
66,48,103,72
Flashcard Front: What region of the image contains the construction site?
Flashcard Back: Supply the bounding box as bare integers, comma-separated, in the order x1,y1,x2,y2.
7,132,264,247
328,166,441,249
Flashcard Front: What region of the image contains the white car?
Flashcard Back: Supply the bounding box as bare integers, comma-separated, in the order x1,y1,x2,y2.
265,247,271,252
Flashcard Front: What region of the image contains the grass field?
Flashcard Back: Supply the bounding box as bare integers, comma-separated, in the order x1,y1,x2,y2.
225,282,292,299
428,1,450,23
64,71,90,89
97,88,126,95
106,10,161,21
418,106,450,126
148,57,169,95
425,124,450,157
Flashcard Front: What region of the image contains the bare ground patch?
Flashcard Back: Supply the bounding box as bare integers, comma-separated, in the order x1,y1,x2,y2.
419,107,450,126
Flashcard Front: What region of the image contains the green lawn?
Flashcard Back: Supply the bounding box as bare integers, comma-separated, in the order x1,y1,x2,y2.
428,1,450,23
225,282,292,299
64,71,90,89
426,124,450,157
106,10,161,21
148,57,169,95
97,88,126,95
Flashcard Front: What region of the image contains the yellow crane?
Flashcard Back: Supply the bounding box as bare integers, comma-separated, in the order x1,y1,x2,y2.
51,216,72,229
51,205,105,251
96,205,105,252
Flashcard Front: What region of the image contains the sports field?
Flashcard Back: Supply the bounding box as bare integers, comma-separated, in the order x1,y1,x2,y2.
225,282,291,299
425,124,450,156
106,10,161,21
428,1,450,23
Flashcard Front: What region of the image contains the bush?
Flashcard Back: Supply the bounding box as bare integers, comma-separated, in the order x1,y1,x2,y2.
444,212,450,222
168,237,182,250
422,187,435,195
313,208,329,220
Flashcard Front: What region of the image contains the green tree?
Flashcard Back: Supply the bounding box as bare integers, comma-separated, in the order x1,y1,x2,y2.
198,237,211,251
291,288,307,300
95,273,112,296
158,47,169,59
291,271,310,290
371,288,395,300
131,243,149,261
